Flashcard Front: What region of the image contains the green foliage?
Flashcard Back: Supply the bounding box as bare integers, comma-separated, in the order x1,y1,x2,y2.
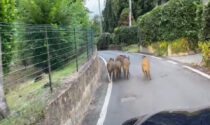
103,0,165,33
169,38,190,53
138,0,201,44
118,8,135,26
198,41,210,67
91,15,100,37
151,41,168,56
0,0,16,73
16,0,90,69
122,44,139,53
102,0,118,33
201,2,210,41
132,0,169,19
113,25,138,45
18,0,90,26
0,54,88,125
97,33,113,50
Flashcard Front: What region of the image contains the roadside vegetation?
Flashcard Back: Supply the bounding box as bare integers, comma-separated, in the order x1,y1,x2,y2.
0,0,94,124
0,53,87,125
98,0,210,67
122,44,139,53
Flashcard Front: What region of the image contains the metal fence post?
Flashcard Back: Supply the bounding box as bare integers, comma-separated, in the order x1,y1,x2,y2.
91,30,94,55
45,27,53,92
74,28,78,72
86,29,89,59
0,26,10,116
0,28,3,90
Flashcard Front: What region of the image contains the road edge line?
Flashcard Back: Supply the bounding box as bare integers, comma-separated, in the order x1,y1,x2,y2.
167,60,178,65
97,56,113,125
133,52,162,60
151,56,162,60
183,65,210,80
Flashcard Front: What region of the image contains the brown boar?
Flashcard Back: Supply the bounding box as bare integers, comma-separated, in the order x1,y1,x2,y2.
114,60,122,80
116,55,126,64
116,55,126,76
142,56,151,80
123,57,130,79
107,58,115,80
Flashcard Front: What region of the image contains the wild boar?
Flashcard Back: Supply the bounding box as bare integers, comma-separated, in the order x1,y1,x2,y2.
116,55,126,64
114,60,122,80
142,56,151,80
107,58,115,80
123,57,130,79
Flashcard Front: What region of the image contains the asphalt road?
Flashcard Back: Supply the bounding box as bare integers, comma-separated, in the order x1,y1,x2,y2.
98,50,210,125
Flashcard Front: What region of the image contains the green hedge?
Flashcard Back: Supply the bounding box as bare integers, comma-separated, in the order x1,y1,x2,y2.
169,38,190,53
97,33,113,50
201,2,210,41
113,25,138,45
198,41,210,67
151,41,168,56
138,0,200,44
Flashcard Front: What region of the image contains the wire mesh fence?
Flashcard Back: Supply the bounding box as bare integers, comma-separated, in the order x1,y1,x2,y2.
0,23,94,124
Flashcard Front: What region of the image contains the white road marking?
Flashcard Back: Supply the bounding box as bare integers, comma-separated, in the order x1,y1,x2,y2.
167,60,178,65
97,56,113,125
151,56,162,60
183,65,210,80
121,96,136,103
134,53,162,60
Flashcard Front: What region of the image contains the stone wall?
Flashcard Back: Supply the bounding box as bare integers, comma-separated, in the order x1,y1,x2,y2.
139,45,155,55
140,45,196,57
39,52,104,125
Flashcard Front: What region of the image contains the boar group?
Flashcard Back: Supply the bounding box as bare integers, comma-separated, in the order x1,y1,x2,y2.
107,55,130,81
107,55,151,82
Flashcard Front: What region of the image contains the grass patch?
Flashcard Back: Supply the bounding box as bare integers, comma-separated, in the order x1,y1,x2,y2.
0,52,88,125
122,44,139,53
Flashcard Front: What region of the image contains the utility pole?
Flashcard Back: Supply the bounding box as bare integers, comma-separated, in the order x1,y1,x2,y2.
129,0,132,27
45,27,53,92
98,0,103,35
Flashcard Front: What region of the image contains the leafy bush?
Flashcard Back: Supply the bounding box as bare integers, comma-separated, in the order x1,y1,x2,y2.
113,25,138,45
138,0,201,45
151,41,168,56
97,33,113,50
201,2,210,41
122,44,139,53
102,0,168,32
169,38,190,53
198,42,210,67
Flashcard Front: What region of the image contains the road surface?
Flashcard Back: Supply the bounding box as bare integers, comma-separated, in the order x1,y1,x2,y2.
97,50,210,125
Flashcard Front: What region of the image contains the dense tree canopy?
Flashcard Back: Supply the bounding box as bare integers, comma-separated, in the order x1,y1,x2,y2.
103,0,169,32
18,0,90,27
91,15,100,37
15,0,91,70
